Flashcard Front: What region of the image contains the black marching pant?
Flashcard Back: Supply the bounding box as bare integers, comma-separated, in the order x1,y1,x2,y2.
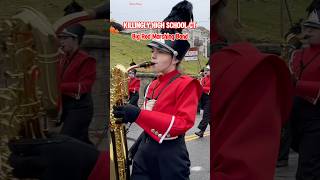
278,120,292,162
197,93,211,132
291,97,320,180
60,94,93,145
131,133,190,180
129,92,139,107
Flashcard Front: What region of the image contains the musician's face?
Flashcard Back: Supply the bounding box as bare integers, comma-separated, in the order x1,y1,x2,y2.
128,71,135,78
303,26,320,45
151,48,178,74
58,36,79,54
204,69,210,77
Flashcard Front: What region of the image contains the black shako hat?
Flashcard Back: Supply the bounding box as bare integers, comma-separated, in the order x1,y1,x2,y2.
304,0,320,29
147,39,190,61
147,0,193,61
57,24,86,44
63,1,84,16
304,11,320,29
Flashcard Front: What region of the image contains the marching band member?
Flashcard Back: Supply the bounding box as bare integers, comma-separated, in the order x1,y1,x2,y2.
128,68,141,107
57,23,96,145
210,0,293,179
290,1,320,178
195,65,211,137
113,1,201,179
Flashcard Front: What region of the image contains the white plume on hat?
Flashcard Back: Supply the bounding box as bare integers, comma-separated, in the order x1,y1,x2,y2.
304,0,320,29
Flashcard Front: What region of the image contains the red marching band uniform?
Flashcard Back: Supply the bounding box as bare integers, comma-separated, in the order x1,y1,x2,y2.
290,45,320,104
211,42,293,180
57,50,108,180
87,45,202,180
289,43,320,178
58,50,96,99
88,152,108,180
200,75,210,95
128,77,140,95
136,69,201,143
195,71,211,136
57,48,96,145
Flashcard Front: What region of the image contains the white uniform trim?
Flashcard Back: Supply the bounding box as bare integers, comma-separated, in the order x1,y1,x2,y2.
75,83,81,100
288,50,297,74
61,29,78,38
313,88,320,105
143,83,152,109
163,136,178,140
159,115,175,144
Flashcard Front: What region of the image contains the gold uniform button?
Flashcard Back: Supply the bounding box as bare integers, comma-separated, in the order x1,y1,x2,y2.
155,131,159,136
158,134,162,138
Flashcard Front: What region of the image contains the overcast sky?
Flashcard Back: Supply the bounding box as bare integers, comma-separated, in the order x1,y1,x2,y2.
110,0,210,30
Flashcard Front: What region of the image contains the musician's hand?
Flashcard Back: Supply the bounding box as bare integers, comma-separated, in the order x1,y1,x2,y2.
113,104,141,123
292,75,298,86
55,110,63,127
8,135,99,180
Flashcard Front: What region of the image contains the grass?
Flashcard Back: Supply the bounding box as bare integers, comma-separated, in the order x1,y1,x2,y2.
110,33,208,75
228,0,312,43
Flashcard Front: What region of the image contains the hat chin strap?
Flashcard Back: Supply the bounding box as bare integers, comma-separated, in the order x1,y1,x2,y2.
173,51,178,57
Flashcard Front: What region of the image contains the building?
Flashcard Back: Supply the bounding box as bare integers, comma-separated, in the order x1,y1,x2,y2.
184,26,210,58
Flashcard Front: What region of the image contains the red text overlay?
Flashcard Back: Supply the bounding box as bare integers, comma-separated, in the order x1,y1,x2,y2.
131,33,189,41
123,21,197,29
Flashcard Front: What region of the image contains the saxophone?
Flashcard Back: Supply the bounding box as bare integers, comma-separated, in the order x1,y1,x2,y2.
0,7,60,179
110,64,130,180
109,61,155,180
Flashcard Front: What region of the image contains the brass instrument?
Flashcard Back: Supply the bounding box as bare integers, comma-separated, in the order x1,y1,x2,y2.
280,33,304,75
0,2,108,179
110,64,130,180
0,7,60,179
127,61,155,72
109,61,155,180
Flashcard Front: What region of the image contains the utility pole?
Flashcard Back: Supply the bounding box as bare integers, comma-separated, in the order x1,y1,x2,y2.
280,0,284,38
236,0,241,24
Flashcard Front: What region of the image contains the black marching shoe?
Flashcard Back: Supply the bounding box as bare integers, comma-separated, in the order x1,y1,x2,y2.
195,130,204,138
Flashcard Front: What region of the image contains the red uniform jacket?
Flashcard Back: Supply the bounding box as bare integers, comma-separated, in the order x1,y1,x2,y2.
211,43,293,180
88,151,108,180
135,69,202,143
58,50,96,98
201,75,211,94
291,44,320,104
128,77,141,94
